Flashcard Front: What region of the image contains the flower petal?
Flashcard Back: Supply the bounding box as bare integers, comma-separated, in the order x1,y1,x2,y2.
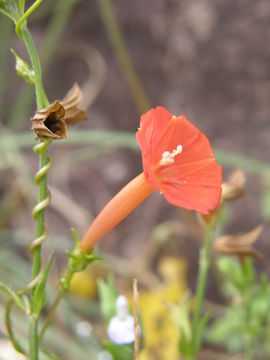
136,106,174,160
159,160,222,214
136,107,222,214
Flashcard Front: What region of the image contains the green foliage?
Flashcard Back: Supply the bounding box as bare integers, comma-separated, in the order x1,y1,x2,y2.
0,281,26,311
32,253,54,316
97,275,118,324
206,257,270,358
104,341,134,360
168,296,193,358
11,48,35,84
66,228,102,273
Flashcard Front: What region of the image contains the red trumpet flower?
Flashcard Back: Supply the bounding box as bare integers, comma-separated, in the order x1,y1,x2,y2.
81,107,222,251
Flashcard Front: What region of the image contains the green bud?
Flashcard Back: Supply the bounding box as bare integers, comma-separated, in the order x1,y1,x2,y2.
11,48,35,84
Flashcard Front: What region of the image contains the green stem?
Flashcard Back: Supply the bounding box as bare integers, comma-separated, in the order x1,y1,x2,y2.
0,17,13,113
39,269,74,342
32,148,49,279
16,11,50,359
5,300,26,355
39,288,65,342
19,24,48,110
29,316,39,360
191,224,213,357
10,0,79,130
15,0,42,38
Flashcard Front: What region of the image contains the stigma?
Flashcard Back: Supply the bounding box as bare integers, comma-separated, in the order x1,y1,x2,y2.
159,144,183,166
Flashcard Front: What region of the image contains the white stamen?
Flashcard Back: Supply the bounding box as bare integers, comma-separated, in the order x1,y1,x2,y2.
160,144,183,166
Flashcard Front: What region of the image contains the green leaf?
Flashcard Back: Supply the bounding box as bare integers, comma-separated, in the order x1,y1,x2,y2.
205,308,246,353
0,0,24,23
168,296,191,342
0,281,26,311
104,341,134,360
97,275,118,323
32,253,54,316
11,48,35,84
216,257,246,295
193,313,210,356
179,331,193,359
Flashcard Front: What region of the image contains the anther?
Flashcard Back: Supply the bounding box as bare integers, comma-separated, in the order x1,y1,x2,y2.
160,144,183,166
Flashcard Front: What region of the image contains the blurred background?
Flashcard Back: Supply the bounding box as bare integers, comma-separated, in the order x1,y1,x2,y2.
1,0,270,359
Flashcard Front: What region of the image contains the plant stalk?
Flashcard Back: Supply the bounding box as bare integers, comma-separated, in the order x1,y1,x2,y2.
39,288,65,342
29,316,39,360
20,24,49,110
191,224,213,357
98,0,150,113
18,17,50,360
39,268,75,342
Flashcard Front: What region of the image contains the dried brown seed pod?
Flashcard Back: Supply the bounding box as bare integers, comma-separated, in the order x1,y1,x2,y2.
32,83,87,140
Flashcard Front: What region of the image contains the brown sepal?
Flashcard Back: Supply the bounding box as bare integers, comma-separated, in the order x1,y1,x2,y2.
61,83,87,125
221,169,245,202
214,225,263,260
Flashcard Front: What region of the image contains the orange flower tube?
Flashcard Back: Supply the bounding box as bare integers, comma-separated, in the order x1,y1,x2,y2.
80,173,154,251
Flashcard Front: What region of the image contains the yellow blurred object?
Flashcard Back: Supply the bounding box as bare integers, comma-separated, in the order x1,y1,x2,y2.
139,257,187,360
69,270,97,298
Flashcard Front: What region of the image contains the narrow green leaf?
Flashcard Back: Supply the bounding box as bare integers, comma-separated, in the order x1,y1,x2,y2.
0,281,26,311
193,313,210,356
32,253,54,316
97,275,118,323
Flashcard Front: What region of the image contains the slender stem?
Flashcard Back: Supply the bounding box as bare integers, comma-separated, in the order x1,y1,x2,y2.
15,0,43,39
19,24,48,109
16,13,50,360
32,149,49,278
16,10,50,282
98,0,151,113
5,300,26,355
29,316,39,360
39,288,65,342
10,0,79,130
0,17,13,113
39,268,75,342
191,224,213,356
